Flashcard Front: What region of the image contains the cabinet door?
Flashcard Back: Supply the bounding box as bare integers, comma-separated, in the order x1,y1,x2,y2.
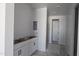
14,48,23,56
14,46,29,56
32,39,37,53
21,46,29,56
28,38,37,55
28,42,33,55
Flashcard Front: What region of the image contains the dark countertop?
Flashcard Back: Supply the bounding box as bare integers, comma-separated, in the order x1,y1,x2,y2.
14,36,36,44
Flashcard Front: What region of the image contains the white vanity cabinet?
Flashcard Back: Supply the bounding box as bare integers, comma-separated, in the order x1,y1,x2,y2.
14,38,37,56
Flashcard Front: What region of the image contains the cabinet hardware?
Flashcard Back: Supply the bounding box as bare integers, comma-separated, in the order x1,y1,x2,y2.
18,49,22,56
34,42,35,45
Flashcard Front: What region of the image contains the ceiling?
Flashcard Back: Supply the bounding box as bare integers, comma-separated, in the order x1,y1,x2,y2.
31,3,77,15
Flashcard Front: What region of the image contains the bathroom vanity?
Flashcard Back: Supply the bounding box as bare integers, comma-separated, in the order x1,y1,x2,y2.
14,36,38,56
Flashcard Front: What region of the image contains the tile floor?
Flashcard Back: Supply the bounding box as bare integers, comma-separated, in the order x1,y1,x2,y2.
32,43,66,56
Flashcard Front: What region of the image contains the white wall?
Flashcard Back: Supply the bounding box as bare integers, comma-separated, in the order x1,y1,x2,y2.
0,3,6,56
5,3,14,56
35,7,47,51
14,4,34,39
0,3,14,56
48,16,67,45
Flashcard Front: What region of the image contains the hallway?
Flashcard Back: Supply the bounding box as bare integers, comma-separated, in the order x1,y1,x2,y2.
32,43,66,56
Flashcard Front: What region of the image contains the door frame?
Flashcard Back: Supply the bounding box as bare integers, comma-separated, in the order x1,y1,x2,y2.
74,4,79,56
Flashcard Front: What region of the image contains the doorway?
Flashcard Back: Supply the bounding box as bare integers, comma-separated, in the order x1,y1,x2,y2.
46,19,61,56
51,19,59,44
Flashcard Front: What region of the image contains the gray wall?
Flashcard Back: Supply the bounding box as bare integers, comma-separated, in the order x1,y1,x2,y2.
66,7,75,56
14,3,34,39
77,8,79,56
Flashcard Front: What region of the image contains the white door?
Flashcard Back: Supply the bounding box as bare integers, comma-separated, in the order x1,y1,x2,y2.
52,20,59,42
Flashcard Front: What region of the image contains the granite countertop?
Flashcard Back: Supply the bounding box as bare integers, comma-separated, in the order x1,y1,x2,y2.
14,36,36,44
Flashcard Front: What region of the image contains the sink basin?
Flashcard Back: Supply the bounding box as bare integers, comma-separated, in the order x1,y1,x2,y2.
28,36,36,39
